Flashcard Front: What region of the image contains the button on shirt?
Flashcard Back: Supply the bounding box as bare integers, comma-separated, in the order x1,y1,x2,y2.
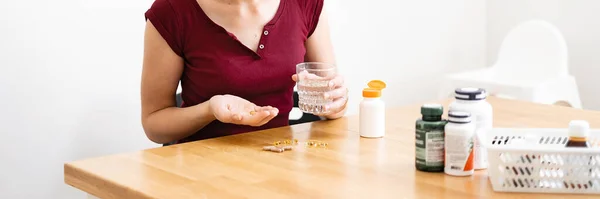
145,0,324,143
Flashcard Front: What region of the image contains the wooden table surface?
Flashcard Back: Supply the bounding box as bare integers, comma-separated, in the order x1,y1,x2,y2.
64,97,600,199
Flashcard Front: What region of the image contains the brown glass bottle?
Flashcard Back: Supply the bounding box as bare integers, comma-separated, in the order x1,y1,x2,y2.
565,137,590,147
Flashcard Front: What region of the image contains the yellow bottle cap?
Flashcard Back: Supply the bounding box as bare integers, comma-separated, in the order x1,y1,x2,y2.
363,88,381,98
367,80,387,90
362,80,386,98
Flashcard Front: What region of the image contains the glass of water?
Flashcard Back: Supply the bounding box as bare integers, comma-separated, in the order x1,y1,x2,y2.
296,62,337,115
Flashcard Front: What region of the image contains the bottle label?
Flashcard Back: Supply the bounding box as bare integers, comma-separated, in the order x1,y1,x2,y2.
416,129,444,167
448,105,492,169
445,133,474,172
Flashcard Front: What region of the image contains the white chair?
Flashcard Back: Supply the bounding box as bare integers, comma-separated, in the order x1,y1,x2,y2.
439,20,582,108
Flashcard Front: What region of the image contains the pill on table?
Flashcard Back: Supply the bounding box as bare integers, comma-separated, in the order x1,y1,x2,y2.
270,147,285,153
263,146,275,151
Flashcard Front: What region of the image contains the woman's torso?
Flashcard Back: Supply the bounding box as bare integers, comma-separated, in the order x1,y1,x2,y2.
145,0,324,143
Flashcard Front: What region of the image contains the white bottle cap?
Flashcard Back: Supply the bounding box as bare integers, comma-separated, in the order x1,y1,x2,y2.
568,120,590,138
454,88,487,101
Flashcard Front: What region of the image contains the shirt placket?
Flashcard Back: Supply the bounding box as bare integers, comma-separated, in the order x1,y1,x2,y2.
255,25,273,59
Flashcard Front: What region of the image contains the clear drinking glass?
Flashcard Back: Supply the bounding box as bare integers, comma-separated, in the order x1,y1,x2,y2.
296,62,337,115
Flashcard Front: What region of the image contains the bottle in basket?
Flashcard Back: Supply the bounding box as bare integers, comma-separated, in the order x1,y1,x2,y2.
449,88,493,170
444,111,476,176
566,120,591,148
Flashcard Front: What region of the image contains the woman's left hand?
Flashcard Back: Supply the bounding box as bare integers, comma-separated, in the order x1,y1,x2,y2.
292,73,348,119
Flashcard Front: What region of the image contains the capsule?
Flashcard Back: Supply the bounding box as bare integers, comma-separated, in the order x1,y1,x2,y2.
263,146,276,151
270,147,285,153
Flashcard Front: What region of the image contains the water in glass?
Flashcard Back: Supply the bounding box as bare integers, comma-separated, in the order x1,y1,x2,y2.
296,62,335,115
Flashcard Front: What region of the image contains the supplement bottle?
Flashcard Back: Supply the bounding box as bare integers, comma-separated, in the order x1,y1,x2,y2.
415,104,447,172
566,120,590,148
444,111,476,177
448,88,493,170
359,80,387,138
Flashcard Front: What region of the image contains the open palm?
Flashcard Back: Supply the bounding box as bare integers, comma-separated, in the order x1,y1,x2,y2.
209,94,279,127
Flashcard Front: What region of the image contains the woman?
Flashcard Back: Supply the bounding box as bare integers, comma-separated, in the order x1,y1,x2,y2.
140,0,347,144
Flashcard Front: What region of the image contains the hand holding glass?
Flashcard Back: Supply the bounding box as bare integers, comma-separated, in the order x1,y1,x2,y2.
295,62,338,115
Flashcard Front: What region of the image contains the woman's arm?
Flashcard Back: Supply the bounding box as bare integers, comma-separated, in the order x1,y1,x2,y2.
304,6,347,119
140,21,216,144
304,4,335,64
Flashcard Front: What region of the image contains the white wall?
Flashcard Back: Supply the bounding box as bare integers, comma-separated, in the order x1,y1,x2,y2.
0,0,486,198
329,0,487,115
0,1,159,198
486,0,600,110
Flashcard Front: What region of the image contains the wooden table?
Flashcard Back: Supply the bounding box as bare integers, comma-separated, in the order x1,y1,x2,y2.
64,97,600,199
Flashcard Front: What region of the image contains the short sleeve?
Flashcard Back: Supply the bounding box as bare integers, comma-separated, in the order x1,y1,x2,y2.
145,0,184,57
298,0,324,38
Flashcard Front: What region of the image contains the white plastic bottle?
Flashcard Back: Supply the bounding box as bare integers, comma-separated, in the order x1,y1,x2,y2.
444,111,476,176
448,88,493,170
359,80,386,138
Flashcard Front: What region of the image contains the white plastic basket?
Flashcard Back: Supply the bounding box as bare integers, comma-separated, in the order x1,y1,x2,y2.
485,128,600,194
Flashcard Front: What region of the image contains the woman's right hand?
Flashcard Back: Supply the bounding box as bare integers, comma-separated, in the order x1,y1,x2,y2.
209,94,279,127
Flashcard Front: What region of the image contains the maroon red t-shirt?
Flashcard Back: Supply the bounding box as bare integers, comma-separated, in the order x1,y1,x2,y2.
145,0,323,143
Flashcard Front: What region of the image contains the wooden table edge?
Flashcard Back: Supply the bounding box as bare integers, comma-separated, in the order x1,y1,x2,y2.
65,160,155,199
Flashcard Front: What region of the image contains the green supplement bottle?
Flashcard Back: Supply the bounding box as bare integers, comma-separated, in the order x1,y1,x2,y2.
415,104,447,172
